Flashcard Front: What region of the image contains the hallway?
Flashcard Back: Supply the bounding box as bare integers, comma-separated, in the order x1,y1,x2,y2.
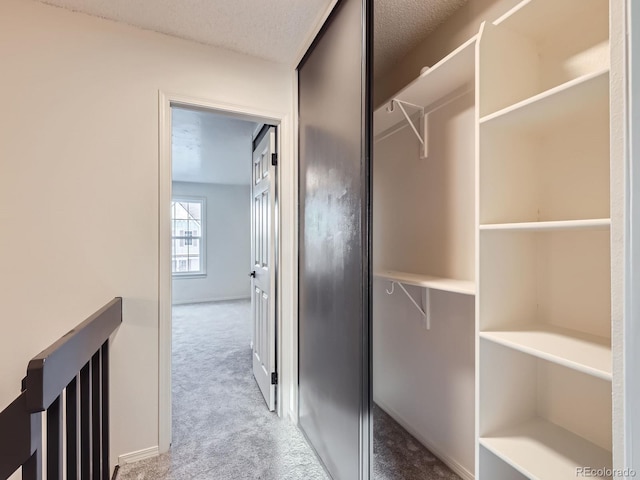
117,300,328,480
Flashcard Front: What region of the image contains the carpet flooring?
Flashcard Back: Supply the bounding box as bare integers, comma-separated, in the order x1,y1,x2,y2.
117,300,460,480
373,404,461,480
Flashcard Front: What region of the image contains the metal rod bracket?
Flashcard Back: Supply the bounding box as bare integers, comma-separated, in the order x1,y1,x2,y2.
388,99,428,159
386,281,431,329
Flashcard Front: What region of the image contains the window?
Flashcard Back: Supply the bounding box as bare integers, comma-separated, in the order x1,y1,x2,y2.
171,198,205,275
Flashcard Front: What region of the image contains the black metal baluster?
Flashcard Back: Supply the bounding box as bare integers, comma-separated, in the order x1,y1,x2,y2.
101,341,110,480
80,363,91,480
66,376,78,479
91,351,102,479
47,396,63,479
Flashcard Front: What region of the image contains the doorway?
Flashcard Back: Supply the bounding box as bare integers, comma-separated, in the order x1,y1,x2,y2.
158,94,288,453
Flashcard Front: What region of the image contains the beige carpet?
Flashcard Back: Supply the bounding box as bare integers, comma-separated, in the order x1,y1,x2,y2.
117,300,327,480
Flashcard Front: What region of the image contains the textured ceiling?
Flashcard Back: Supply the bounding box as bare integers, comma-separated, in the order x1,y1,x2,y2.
38,0,332,64
172,107,256,185
38,0,467,75
374,0,468,77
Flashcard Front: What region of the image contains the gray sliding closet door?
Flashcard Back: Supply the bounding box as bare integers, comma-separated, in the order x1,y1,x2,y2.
297,0,372,479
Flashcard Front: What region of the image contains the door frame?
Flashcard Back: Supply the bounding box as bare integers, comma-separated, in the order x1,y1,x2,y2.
158,91,290,452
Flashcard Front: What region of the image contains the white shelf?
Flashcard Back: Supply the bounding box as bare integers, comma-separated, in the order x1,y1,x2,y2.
480,324,611,380
480,218,611,232
479,69,609,129
374,35,476,137
480,418,612,480
374,270,475,296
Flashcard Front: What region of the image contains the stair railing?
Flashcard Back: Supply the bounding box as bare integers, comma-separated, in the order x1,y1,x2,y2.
0,297,122,480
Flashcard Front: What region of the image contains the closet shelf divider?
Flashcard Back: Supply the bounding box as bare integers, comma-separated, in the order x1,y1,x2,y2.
480,325,611,381
479,218,611,232
480,418,613,480
479,69,610,128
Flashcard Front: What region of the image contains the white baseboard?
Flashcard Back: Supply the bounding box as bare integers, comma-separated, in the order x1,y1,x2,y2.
172,295,250,305
118,446,159,465
288,408,298,425
374,399,475,480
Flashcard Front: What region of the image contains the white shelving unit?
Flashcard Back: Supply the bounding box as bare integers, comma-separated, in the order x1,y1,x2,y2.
476,0,612,478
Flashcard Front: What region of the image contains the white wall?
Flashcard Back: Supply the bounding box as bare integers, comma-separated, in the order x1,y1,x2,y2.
172,182,251,304
0,0,292,472
373,284,475,478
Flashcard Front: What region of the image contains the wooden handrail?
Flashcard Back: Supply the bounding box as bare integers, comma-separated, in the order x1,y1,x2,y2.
25,297,122,413
0,297,122,480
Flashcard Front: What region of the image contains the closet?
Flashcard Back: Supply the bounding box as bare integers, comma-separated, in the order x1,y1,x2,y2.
373,32,477,480
373,0,616,478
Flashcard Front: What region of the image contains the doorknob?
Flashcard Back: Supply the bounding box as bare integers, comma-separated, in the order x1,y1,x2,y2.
249,271,256,278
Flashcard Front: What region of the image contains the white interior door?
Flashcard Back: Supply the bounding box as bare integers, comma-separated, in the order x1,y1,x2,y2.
251,127,276,411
